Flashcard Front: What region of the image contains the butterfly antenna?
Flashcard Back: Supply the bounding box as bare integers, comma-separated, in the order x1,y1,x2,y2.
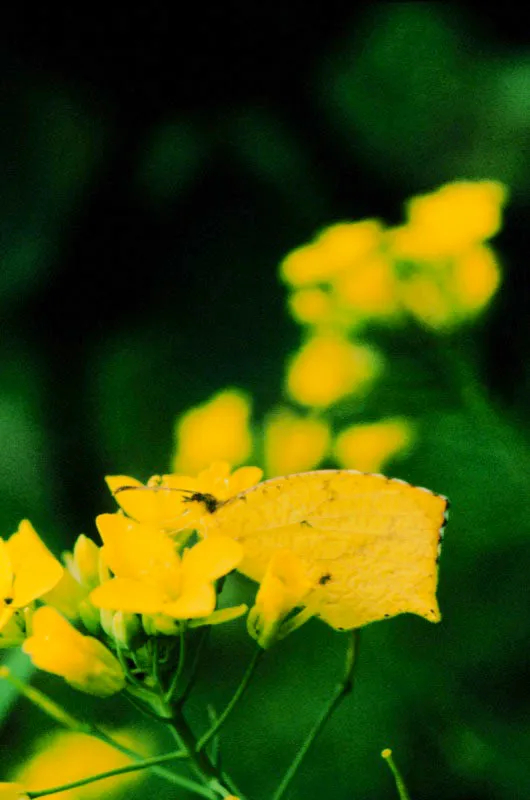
112,485,196,497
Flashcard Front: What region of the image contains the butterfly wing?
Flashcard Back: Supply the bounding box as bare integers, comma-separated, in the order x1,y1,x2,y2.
199,470,448,630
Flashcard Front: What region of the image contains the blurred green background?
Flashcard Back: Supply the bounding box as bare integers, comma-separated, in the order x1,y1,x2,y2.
1,4,530,799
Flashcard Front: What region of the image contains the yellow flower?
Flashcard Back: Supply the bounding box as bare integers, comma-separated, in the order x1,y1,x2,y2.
333,418,414,473
106,462,263,530
399,245,501,329
280,220,384,287
286,334,383,408
90,514,243,621
172,389,253,474
391,180,507,260
11,729,148,800
451,245,501,313
0,520,63,631
264,409,330,476
247,551,320,649
288,287,335,326
0,783,27,800
22,607,125,697
333,254,401,319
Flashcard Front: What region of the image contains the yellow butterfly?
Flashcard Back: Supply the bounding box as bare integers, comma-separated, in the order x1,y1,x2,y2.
195,470,448,631
110,469,448,631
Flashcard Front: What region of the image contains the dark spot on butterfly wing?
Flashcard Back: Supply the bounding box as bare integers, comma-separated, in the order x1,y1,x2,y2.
318,573,332,586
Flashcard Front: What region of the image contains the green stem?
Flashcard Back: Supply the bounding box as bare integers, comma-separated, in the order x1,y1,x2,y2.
381,749,412,800
206,704,221,767
170,707,246,799
165,625,186,702
0,667,87,732
177,626,210,708
26,749,189,799
0,669,210,794
196,646,263,753
272,630,359,800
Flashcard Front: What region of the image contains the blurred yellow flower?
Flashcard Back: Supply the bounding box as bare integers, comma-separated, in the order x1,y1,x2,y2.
0,785,28,800
288,287,335,326
452,245,501,313
0,784,27,800
333,418,414,473
12,729,148,800
106,462,263,531
0,520,63,632
286,334,382,408
400,245,501,329
264,409,330,476
392,180,507,260
91,514,243,621
247,551,318,648
334,254,401,319
280,220,384,287
23,607,125,697
172,389,252,474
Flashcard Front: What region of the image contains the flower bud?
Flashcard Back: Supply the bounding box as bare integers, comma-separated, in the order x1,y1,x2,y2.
111,611,142,650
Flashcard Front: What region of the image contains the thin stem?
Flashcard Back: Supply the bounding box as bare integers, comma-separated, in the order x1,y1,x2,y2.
90,726,209,794
381,749,412,800
26,749,191,799
0,667,88,732
0,668,208,794
196,646,263,753
206,704,221,767
170,707,246,799
115,644,144,690
124,690,172,722
177,626,210,708
165,625,186,702
272,630,359,800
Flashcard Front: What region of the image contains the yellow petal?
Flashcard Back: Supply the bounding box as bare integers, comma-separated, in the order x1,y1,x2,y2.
225,466,264,496
42,569,87,619
0,782,28,800
106,475,193,528
182,537,243,584
72,534,101,589
0,607,15,632
189,604,248,627
96,514,179,581
23,607,125,697
0,540,13,601
163,582,216,619
90,578,166,614
7,521,63,608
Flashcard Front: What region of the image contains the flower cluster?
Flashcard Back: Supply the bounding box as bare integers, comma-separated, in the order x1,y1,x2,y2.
281,180,506,333
0,463,337,705
170,181,507,480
